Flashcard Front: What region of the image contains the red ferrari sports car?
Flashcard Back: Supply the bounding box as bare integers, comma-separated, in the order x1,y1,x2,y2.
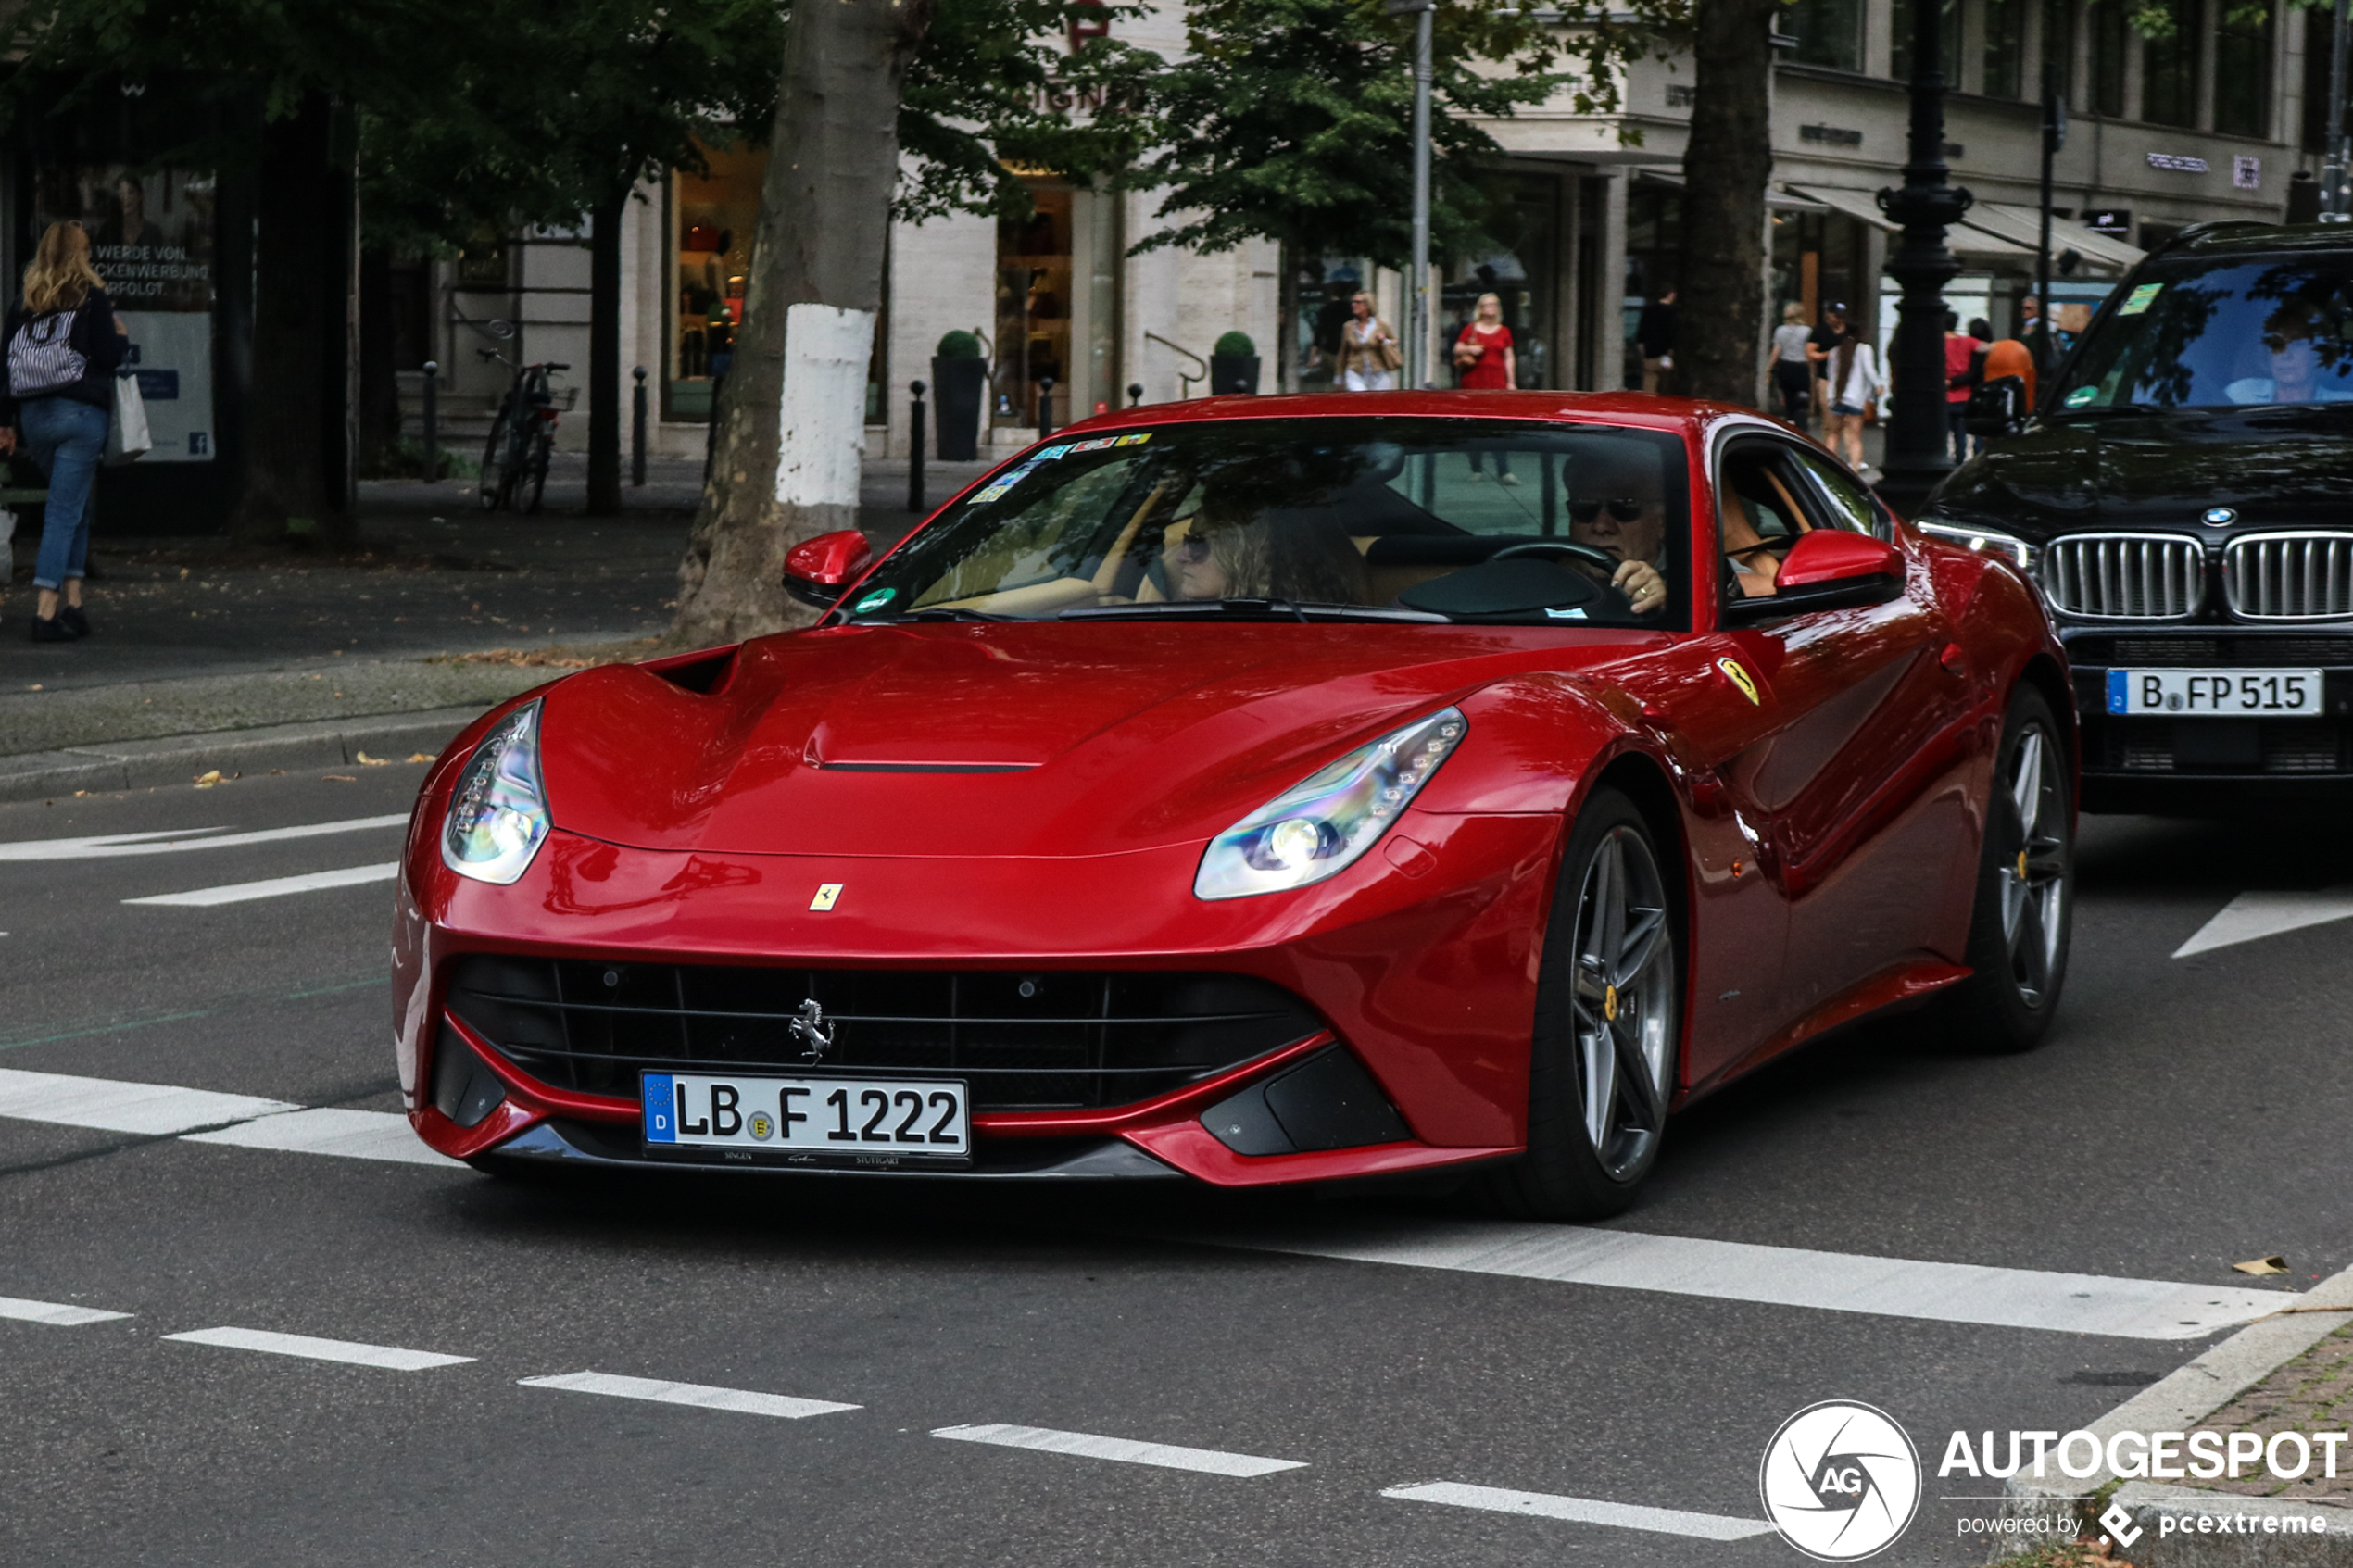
394,392,2074,1218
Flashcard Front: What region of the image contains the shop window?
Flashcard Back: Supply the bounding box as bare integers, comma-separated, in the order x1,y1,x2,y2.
667,141,762,422
2213,5,2272,137
995,184,1073,428
2090,1,2128,116
1623,183,1680,389
1982,0,2024,96
1297,257,1373,392
1891,0,1966,81
1441,176,1558,390
2139,0,2199,126
1786,0,1863,72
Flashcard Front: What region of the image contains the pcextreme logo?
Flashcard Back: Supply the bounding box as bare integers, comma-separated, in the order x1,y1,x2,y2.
1758,1400,1923,1561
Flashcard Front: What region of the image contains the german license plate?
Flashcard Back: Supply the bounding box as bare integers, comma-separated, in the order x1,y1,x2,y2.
2108,669,2323,717
642,1072,970,1162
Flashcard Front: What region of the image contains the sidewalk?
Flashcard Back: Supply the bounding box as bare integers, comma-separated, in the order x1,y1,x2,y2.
0,453,998,802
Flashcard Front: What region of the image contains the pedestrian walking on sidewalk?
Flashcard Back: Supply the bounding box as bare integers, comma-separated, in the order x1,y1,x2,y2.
1635,287,1677,395
1333,293,1400,391
0,220,128,644
1768,303,1813,428
1453,293,1519,483
1820,329,1884,474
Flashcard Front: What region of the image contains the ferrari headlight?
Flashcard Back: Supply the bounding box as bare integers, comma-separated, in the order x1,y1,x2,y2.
1916,518,2034,570
441,700,550,885
1194,708,1466,900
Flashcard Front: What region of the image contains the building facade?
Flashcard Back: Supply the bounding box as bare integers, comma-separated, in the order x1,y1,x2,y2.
391,0,2330,470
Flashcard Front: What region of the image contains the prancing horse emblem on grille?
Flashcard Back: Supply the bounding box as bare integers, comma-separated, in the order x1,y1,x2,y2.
788,998,836,1061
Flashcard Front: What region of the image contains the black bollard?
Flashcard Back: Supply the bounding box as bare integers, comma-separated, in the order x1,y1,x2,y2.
421,360,439,483
631,367,648,487
1127,382,1143,408
1038,376,1055,439
909,380,927,514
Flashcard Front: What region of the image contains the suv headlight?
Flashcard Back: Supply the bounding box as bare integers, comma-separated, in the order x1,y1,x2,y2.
1194,708,1466,900
441,700,551,885
1916,518,2034,570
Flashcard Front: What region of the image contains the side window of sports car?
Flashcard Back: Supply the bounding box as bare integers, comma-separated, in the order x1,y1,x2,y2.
1783,447,1884,537
1714,441,1814,599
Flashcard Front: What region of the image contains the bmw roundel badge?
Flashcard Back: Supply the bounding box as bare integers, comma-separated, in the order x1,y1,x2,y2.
2201,507,2237,527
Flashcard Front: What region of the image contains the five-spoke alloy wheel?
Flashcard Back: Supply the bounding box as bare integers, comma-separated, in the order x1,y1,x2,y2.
1955,685,2075,1050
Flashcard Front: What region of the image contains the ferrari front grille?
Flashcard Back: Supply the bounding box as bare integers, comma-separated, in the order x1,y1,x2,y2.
444,956,1325,1113
2039,533,2206,621
2223,533,2353,621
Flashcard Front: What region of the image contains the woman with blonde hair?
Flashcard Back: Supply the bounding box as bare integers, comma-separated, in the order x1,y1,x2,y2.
1,220,129,641
1333,292,1400,391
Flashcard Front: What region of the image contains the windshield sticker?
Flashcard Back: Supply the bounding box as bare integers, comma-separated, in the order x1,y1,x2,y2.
2119,282,2164,317
1034,445,1072,461
853,587,898,612
1115,432,1153,446
1544,606,1589,620
2064,385,2099,408
972,483,1013,502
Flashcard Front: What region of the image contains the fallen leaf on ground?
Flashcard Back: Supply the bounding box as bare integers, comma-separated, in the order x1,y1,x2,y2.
2235,1256,2290,1275
356,751,389,766
193,770,223,788
321,774,357,783
406,753,434,763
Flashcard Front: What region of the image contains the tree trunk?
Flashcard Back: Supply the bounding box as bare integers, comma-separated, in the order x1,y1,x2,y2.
587,187,627,515
233,94,356,544
357,248,400,476
671,0,936,645
1678,0,1779,408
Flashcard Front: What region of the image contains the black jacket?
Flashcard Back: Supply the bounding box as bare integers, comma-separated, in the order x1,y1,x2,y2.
0,288,129,422
1635,299,1677,358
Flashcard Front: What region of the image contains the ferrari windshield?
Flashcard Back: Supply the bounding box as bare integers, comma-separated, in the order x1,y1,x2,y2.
840,417,1692,627
2054,258,2353,410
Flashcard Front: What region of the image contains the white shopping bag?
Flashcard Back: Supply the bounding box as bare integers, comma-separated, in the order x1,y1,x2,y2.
106,370,152,466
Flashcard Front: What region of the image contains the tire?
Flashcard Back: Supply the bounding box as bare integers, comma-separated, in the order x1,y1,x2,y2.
521,423,551,514
1948,684,2074,1051
1490,787,1682,1221
479,408,517,511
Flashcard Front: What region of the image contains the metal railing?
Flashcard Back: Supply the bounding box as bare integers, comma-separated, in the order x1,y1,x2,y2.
2223,532,2353,621
2039,533,2206,620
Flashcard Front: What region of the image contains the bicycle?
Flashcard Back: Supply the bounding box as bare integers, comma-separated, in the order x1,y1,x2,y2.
476,349,572,512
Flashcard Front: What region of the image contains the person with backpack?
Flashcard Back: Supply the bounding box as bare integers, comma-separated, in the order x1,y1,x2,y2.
0,220,128,642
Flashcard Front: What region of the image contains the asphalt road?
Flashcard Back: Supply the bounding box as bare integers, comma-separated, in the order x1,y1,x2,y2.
3,763,2348,1566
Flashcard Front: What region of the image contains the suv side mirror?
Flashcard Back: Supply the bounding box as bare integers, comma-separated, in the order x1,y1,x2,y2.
785,529,875,608
1964,374,2028,439
1722,529,1904,624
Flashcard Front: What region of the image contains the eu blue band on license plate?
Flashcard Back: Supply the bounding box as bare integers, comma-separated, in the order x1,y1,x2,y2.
643,1073,677,1142
2107,669,2128,714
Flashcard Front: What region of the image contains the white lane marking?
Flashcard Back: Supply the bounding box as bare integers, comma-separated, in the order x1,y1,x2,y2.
162,1326,472,1371
0,1295,132,1326
124,862,398,908
182,1109,461,1168
931,1423,1306,1477
1202,1219,2287,1340
0,814,409,863
519,1371,860,1420
1382,1481,1775,1541
0,1067,296,1135
2174,885,2353,958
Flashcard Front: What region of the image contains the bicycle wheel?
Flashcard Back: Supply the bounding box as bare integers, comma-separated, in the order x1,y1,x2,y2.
478,407,518,510
521,422,552,514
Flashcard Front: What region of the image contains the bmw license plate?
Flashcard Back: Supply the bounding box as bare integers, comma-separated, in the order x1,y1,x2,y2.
642,1072,970,1164
2108,668,2324,717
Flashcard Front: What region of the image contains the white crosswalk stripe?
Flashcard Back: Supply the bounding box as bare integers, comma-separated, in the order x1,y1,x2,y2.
1382,1481,1776,1541
932,1423,1307,1476
183,1108,462,1167
2174,886,2353,958
0,1067,296,1135
1194,1217,2289,1341
162,1326,473,1371
519,1371,860,1420
0,1295,132,1326
0,814,409,863
123,862,399,907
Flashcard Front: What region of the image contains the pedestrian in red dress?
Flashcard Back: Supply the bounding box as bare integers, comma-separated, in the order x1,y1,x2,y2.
1453,292,1519,483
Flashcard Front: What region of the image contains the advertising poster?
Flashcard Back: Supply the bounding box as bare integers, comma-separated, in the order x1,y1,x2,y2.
35,166,216,461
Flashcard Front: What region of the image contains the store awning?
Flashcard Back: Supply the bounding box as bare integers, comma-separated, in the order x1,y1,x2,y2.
1963,202,2148,271
1641,171,1829,214
1785,184,1900,234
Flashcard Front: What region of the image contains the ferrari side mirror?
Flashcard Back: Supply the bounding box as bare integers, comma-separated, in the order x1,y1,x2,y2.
1964,374,2028,439
785,529,875,608
1723,530,1903,625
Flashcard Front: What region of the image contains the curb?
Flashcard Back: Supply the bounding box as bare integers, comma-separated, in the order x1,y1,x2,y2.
1994,1262,2353,1565
0,705,490,802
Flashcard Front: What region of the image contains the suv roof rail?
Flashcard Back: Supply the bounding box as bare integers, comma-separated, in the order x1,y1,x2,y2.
2157,220,2282,257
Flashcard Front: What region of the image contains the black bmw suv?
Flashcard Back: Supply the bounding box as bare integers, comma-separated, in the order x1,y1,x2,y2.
1921,223,2353,809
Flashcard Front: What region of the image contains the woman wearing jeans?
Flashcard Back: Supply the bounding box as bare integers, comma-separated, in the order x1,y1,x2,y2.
0,220,128,642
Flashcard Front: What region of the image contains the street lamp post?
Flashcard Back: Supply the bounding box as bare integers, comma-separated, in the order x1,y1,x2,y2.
1389,0,1434,387
2325,0,2352,220
1873,0,1974,514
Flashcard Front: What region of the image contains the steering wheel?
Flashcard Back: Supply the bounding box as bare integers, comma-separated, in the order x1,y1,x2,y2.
1490,539,1643,618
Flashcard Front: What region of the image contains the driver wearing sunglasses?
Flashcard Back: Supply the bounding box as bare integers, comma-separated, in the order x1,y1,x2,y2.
1566,459,1669,616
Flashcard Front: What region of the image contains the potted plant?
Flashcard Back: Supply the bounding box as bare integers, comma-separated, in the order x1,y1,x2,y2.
930,330,988,460
1209,332,1260,395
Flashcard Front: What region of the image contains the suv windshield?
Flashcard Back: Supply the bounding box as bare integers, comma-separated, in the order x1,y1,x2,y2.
840,418,1692,627
2054,258,2353,410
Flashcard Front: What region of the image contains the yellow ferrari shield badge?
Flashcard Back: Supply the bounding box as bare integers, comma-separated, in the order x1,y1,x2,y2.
810,883,843,911
1717,657,1762,706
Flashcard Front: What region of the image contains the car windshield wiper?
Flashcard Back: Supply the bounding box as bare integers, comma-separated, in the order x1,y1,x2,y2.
1059,598,1453,623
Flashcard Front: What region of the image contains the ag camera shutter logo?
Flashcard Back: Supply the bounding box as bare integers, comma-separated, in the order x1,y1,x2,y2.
1759,1400,1921,1560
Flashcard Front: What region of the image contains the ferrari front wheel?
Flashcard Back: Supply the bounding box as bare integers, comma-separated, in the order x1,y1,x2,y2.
1951,685,2074,1051
1492,788,1680,1222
